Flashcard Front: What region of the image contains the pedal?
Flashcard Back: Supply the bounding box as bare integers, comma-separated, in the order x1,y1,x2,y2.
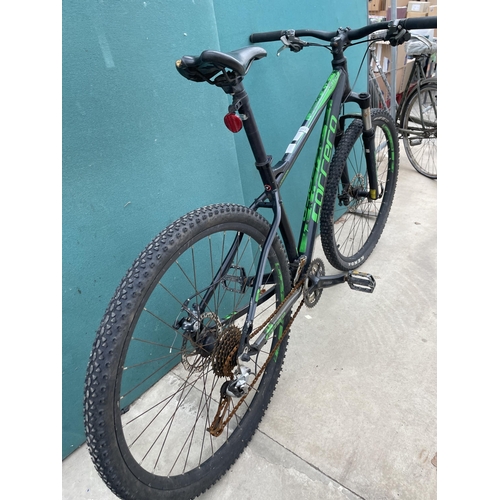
222,265,248,294
410,137,423,146
347,271,376,293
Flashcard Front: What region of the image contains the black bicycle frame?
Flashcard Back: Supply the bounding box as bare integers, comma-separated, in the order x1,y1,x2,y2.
199,49,378,360
247,73,376,258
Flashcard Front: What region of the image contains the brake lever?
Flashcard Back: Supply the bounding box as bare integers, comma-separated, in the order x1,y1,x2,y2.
277,38,288,56
277,29,308,56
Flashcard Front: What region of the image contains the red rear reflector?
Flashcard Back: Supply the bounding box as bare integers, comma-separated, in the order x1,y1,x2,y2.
224,113,243,133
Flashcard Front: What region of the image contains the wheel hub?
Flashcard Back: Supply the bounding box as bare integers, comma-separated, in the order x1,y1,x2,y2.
181,312,221,371
349,173,366,199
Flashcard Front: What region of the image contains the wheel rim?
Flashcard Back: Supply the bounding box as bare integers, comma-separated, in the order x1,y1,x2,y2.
403,85,437,178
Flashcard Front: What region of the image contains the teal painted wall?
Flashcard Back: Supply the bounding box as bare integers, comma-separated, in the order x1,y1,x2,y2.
62,0,367,459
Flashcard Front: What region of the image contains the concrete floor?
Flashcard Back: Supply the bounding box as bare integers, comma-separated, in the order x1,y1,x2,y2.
62,148,437,500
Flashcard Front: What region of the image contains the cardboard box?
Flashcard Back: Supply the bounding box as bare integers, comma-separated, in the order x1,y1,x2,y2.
407,11,428,18
372,41,407,74
407,1,429,17
369,12,387,21
372,58,415,105
385,0,408,8
399,58,415,93
386,6,407,19
368,0,386,12
371,42,411,102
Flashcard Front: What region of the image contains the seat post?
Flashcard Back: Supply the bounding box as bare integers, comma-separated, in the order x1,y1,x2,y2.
226,82,276,190
228,84,267,159
215,73,276,189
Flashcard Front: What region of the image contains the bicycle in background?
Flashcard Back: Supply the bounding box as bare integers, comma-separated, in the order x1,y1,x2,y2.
369,32,437,179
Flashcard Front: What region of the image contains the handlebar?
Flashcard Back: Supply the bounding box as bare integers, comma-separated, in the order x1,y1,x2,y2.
249,16,437,45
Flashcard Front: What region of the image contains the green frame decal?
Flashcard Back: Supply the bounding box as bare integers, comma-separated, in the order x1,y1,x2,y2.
382,123,396,172
298,71,343,255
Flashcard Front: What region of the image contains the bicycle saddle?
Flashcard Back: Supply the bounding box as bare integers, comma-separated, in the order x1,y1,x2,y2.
176,46,267,82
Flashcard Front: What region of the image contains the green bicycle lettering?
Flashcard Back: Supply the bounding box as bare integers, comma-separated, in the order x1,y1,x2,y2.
299,112,337,253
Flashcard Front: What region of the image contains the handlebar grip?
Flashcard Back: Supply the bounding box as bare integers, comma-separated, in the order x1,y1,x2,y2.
401,16,437,30
249,30,284,43
346,16,436,42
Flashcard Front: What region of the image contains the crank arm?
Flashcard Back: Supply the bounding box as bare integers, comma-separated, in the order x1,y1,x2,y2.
308,272,347,292
308,271,376,294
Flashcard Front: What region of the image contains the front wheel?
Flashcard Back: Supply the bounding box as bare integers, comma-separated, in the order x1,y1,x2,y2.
400,79,437,179
320,109,399,271
84,204,291,500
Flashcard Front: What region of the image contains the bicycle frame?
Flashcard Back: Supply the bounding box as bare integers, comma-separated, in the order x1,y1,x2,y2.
200,51,378,361
252,70,349,260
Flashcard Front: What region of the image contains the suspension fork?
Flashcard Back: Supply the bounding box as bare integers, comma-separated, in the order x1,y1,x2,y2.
342,92,379,200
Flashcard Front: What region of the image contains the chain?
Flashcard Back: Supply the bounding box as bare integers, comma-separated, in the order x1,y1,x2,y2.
207,279,305,437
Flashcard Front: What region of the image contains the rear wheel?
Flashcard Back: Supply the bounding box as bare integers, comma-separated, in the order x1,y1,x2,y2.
320,109,399,271
84,204,291,500
400,79,437,179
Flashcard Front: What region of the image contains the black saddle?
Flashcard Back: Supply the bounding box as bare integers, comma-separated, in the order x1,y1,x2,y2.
176,46,267,82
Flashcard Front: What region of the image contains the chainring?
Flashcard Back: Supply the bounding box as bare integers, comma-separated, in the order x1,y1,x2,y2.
303,258,325,308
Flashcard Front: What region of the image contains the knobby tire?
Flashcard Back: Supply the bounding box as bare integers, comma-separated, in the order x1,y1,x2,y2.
84,203,292,500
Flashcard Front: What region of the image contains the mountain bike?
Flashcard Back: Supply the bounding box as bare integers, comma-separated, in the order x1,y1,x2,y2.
83,15,437,500
369,33,437,178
